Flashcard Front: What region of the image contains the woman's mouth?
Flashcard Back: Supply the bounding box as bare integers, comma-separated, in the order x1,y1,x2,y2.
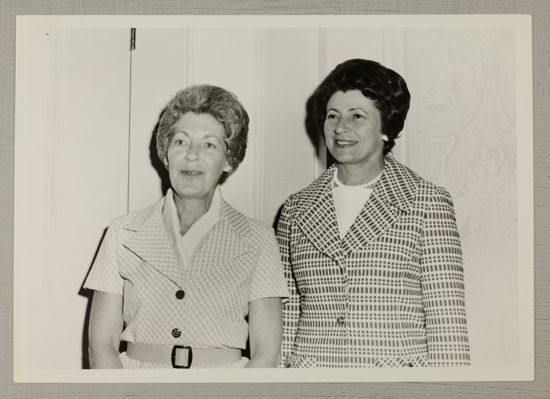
334,139,357,147
181,170,203,176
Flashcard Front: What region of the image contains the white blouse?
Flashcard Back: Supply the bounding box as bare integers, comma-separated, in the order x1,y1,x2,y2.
332,168,382,238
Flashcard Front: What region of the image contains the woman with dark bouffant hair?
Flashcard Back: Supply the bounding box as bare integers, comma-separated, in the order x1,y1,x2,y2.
85,84,288,369
278,59,470,368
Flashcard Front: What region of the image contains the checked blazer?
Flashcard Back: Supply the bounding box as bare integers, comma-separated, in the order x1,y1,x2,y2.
277,155,470,367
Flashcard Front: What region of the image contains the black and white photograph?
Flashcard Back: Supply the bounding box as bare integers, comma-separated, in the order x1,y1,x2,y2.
13,15,533,383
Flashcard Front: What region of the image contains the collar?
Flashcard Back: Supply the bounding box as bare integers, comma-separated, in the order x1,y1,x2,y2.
163,187,223,264
120,191,250,288
122,189,247,237
292,155,420,260
296,154,418,215
163,187,222,242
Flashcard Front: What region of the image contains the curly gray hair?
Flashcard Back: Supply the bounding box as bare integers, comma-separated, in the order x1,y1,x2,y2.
156,84,249,184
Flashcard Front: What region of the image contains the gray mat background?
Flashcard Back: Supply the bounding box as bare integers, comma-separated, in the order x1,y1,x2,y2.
1,1,548,398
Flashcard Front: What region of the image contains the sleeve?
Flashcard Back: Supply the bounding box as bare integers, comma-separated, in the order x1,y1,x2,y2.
248,223,290,302
83,221,124,295
420,187,470,366
276,197,301,368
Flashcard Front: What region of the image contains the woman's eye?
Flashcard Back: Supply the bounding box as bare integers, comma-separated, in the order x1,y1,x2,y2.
171,135,189,146
352,113,365,120
205,142,217,149
326,113,338,120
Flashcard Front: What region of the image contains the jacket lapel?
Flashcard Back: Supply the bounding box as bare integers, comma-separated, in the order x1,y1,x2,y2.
184,199,251,279
122,198,183,287
203,200,250,260
341,155,418,254
294,164,345,263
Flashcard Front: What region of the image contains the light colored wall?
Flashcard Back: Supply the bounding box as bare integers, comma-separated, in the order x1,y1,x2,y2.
128,28,320,222
15,27,130,370
402,28,519,366
15,24,520,371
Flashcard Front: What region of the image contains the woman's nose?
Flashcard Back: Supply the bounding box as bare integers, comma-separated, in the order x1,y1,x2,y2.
184,142,200,161
334,117,350,134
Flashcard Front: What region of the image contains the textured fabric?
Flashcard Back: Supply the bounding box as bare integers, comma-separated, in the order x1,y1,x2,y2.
163,187,222,268
277,155,470,368
84,196,289,351
119,352,249,368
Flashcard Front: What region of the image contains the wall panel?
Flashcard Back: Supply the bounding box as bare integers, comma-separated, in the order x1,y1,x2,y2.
404,28,518,366
261,29,318,224
128,28,191,211
14,27,130,372
189,29,260,218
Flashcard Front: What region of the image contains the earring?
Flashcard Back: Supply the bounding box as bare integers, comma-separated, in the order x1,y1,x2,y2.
382,135,389,142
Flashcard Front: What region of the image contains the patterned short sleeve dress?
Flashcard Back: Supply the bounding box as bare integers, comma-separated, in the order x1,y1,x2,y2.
84,188,289,368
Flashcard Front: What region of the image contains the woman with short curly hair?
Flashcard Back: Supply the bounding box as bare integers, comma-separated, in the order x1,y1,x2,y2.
85,84,288,369
156,85,249,184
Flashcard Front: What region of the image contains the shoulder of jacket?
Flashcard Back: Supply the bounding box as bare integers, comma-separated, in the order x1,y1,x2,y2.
243,215,276,237
417,177,452,197
384,157,454,209
284,165,336,210
220,199,275,240
108,200,161,230
413,176,454,211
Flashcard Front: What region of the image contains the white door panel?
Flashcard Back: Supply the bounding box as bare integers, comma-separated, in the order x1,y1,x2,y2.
128,28,192,211
15,27,130,372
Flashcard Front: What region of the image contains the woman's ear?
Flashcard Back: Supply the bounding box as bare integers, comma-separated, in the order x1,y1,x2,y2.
163,158,169,169
381,134,389,142
223,161,232,173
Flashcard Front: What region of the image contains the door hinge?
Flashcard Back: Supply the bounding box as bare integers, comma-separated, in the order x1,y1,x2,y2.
130,28,136,51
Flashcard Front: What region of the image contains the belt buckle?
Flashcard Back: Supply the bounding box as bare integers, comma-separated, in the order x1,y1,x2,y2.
171,345,193,368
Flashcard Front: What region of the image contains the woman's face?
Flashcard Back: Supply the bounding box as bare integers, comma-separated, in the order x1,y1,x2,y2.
165,112,231,201
323,90,385,169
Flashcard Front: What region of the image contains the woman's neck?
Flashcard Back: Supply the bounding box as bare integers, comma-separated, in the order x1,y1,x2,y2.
173,192,214,235
337,157,385,186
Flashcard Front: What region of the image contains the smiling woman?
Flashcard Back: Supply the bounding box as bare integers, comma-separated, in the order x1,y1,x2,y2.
324,90,386,185
278,59,470,368
84,85,289,369
164,113,232,210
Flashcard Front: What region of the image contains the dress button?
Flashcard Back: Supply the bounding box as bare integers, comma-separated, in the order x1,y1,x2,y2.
172,328,181,338
175,290,185,300
336,316,345,326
